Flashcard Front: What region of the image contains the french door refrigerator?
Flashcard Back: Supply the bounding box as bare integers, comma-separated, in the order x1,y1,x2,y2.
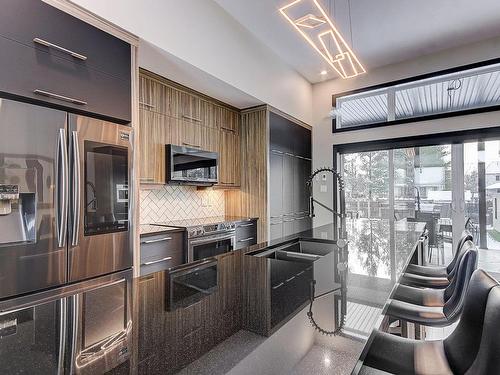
0,98,132,298
0,98,133,374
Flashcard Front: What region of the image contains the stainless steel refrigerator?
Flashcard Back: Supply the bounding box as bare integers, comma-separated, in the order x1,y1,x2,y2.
0,98,133,374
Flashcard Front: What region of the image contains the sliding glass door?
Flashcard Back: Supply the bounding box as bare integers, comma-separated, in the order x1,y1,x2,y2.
340,143,476,260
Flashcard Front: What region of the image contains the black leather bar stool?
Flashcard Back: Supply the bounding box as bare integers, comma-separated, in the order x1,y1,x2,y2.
360,270,499,375
400,231,472,289
391,240,476,308
385,242,477,327
407,230,472,277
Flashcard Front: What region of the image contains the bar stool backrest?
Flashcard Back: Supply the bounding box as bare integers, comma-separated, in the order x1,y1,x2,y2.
443,270,498,374
444,237,474,301
465,285,500,375
443,242,477,321
447,230,473,275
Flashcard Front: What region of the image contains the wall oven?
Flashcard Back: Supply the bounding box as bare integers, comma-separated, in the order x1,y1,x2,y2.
166,144,218,186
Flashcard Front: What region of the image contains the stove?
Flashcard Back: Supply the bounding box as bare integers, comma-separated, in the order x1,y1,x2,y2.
154,217,249,262
154,216,249,239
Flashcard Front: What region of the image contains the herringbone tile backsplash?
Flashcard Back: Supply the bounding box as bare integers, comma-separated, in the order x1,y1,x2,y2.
140,185,225,224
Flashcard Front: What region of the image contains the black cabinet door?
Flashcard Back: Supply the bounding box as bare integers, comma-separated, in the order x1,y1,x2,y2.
270,221,283,241
270,151,284,219
299,157,312,213
283,218,296,236
294,126,312,159
282,153,295,216
0,35,131,123
0,0,131,81
269,112,293,153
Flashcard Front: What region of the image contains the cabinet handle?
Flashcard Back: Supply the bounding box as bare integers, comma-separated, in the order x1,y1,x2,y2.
284,218,295,222
182,142,201,148
182,115,202,122
271,149,284,154
34,89,87,105
142,237,172,244
33,38,87,60
239,223,254,228
272,282,284,290
141,256,172,266
139,101,156,109
238,237,254,242
295,216,308,220
296,155,312,161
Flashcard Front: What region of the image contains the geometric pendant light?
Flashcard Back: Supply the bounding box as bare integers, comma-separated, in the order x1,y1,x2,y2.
279,0,366,79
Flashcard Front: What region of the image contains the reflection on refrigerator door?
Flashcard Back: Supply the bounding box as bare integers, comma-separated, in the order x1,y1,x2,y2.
0,298,66,375
68,273,132,375
0,271,132,375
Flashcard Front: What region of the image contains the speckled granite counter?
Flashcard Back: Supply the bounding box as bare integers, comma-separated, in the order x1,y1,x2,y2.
139,224,185,237
134,218,425,375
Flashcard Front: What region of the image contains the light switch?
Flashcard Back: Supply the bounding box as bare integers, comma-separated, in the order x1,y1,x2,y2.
320,185,327,193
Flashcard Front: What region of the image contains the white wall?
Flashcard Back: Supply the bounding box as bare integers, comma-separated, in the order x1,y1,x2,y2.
70,0,313,124
311,35,500,226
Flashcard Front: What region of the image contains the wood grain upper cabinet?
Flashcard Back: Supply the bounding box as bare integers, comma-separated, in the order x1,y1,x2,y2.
179,91,202,124
218,129,241,187
0,0,131,123
215,106,240,133
200,100,216,128
201,126,219,152
139,75,179,117
171,119,203,150
139,108,171,183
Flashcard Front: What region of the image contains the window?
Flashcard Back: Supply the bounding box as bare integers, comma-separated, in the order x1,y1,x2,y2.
333,59,500,131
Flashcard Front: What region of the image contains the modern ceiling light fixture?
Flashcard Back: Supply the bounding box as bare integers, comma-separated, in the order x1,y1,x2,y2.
279,0,365,79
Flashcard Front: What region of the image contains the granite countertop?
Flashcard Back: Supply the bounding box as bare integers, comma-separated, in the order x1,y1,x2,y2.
137,218,426,374
139,224,186,237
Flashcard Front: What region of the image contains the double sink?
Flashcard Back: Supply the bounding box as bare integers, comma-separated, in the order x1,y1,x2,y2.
245,239,341,335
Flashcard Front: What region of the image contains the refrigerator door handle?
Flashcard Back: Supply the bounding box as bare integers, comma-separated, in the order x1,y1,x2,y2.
56,129,69,248
71,131,81,247
69,294,79,375
57,298,67,375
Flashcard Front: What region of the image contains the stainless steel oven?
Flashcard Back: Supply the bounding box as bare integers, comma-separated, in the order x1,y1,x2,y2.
187,222,236,263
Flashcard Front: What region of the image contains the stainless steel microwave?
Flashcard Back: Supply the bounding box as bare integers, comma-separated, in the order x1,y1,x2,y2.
166,144,218,186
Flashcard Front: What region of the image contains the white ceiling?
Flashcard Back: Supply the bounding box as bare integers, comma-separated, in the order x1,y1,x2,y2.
214,0,500,83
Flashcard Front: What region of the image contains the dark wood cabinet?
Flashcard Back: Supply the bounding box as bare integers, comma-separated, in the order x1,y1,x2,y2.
136,250,243,374
269,111,312,158
0,0,131,80
0,0,131,123
140,231,185,276
269,111,312,239
235,219,258,249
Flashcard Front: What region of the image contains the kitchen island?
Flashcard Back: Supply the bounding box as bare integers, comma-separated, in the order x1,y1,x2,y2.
133,218,426,374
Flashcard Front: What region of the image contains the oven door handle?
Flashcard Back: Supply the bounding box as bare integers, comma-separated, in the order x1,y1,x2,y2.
188,234,235,245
